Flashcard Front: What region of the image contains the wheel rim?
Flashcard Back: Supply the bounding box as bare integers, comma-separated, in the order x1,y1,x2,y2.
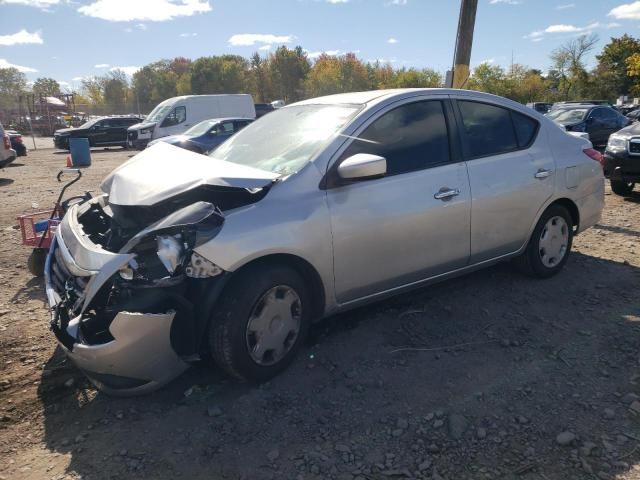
245,285,302,366
538,216,569,268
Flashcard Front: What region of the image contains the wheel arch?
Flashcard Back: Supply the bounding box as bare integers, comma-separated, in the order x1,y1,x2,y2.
548,197,580,231
218,253,327,321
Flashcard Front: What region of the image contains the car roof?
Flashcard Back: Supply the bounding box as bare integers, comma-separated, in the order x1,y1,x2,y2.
195,117,254,123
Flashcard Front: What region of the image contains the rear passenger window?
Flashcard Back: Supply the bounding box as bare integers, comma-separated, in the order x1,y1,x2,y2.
340,100,450,176
511,111,538,148
458,101,517,158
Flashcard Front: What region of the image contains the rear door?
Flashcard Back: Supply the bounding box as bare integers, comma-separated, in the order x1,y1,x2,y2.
453,98,554,263
326,98,471,303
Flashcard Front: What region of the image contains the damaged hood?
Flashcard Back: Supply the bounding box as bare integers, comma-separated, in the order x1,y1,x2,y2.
101,142,279,206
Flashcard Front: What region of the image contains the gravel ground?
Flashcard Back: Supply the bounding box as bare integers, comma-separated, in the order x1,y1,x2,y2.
1,147,640,480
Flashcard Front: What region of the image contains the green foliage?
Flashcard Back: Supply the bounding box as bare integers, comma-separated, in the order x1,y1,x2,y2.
595,34,640,98
32,77,61,97
0,67,27,111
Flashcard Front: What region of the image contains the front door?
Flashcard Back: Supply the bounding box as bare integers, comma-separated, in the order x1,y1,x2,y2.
453,99,555,263
326,99,471,303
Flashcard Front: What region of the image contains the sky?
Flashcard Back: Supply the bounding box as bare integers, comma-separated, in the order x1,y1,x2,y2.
0,0,639,91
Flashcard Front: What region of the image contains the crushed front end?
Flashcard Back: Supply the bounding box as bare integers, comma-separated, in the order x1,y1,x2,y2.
45,194,228,395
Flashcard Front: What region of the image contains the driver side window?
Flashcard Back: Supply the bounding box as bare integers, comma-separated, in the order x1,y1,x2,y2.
339,100,450,176
161,106,186,127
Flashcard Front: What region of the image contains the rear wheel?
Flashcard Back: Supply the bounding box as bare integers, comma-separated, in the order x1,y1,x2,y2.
515,205,573,278
209,264,311,382
610,180,635,196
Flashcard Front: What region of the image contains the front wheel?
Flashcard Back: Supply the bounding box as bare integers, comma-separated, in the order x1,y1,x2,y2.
515,205,573,278
610,180,635,196
209,264,311,382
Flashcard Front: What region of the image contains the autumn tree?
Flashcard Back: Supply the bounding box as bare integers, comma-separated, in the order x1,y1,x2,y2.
550,34,598,100
190,55,249,94
394,68,442,88
594,34,640,98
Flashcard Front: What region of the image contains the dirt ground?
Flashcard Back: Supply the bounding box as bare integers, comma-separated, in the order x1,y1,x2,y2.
1,147,640,480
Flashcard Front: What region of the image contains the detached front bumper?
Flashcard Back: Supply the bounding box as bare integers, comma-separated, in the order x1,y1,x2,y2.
45,209,189,396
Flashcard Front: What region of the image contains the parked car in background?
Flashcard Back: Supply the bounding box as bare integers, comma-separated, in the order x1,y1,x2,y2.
526,102,552,114
626,109,640,123
54,115,142,150
254,103,275,118
127,95,256,149
45,88,604,395
0,122,16,168
146,117,253,153
546,104,630,146
551,100,611,110
617,104,639,116
604,121,640,196
6,130,27,157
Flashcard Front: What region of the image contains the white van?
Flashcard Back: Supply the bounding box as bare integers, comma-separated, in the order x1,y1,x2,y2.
127,94,255,149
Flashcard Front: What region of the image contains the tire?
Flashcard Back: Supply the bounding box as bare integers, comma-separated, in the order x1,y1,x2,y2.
610,180,635,196
515,205,573,278
209,264,311,382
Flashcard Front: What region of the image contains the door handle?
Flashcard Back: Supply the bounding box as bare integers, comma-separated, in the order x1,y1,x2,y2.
534,169,551,179
434,187,460,200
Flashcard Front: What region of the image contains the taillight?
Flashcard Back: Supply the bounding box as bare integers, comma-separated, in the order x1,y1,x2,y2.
583,148,603,167
2,134,10,150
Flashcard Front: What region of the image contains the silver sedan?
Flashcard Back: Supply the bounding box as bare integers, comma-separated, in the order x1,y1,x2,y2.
46,89,604,395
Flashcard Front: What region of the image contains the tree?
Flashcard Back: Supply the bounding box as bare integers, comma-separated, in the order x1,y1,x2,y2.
102,70,129,113
80,77,104,106
305,53,368,97
0,67,27,113
550,34,598,100
270,46,310,102
627,53,640,96
32,77,61,97
468,63,507,96
394,68,442,88
248,53,272,102
595,34,640,98
190,55,249,94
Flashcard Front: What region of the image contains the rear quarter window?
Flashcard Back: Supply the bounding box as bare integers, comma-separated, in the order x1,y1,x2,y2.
511,111,539,148
458,101,517,158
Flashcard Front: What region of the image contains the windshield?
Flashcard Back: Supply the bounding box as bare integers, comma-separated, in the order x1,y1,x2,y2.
209,104,360,175
146,104,172,123
548,108,588,123
78,118,99,129
185,119,218,137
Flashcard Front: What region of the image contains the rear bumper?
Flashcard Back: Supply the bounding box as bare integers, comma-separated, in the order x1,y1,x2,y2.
0,152,16,168
45,211,189,396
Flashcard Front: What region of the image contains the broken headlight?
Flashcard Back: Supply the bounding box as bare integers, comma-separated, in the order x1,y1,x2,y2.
156,234,185,274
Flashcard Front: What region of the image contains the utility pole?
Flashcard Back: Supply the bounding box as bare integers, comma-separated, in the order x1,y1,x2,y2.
449,0,478,89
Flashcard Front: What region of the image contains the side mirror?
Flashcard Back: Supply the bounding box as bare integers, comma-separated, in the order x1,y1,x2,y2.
337,153,387,180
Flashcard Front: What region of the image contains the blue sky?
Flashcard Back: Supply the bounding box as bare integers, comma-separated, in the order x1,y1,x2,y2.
0,0,639,91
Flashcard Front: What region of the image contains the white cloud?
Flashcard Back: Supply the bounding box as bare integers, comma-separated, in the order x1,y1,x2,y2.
0,29,43,46
556,3,575,8
258,44,271,51
136,23,147,30
0,58,37,72
0,0,60,8
110,65,140,76
306,49,341,59
489,0,521,4
545,22,599,33
389,0,407,4
94,63,110,68
78,0,211,22
71,76,86,81
326,0,348,3
179,32,197,37
228,33,293,46
524,21,616,41
608,1,640,20
387,37,398,44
